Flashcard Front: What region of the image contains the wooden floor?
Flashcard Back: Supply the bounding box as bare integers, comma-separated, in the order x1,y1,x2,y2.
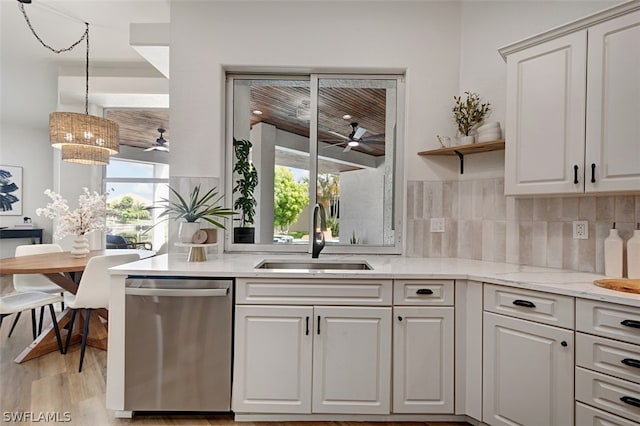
0,276,469,426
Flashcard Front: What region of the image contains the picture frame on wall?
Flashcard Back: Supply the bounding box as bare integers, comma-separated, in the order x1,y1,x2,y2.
0,165,23,216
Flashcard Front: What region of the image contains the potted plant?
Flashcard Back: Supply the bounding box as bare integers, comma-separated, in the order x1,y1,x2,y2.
150,185,235,243
232,138,258,243
452,91,491,144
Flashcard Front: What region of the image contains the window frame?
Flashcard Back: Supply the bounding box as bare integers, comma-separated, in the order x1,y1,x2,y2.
224,72,405,255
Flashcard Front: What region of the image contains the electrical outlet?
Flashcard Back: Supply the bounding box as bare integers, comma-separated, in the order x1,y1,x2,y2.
573,220,588,239
430,218,445,233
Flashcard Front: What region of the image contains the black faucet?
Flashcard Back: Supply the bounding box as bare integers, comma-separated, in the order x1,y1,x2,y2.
312,203,326,258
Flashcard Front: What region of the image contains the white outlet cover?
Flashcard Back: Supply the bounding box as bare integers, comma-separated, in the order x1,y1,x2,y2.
573,220,588,239
430,218,445,233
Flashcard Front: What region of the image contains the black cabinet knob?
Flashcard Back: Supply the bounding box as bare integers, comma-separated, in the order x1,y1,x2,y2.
561,341,568,347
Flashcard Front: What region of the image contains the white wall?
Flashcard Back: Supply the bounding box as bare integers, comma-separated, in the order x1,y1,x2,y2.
170,0,462,183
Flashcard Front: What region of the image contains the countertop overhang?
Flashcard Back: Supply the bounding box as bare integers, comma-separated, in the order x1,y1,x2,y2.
109,253,640,307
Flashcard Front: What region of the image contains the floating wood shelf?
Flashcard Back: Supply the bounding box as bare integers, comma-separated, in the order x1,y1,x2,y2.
418,139,505,174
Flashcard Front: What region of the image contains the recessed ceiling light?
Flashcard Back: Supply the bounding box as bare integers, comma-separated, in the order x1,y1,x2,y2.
342,114,352,120
253,110,263,115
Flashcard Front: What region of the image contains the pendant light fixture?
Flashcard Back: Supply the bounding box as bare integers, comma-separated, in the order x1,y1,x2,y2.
19,1,119,165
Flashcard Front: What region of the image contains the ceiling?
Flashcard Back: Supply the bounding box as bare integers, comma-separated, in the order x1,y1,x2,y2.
105,109,169,150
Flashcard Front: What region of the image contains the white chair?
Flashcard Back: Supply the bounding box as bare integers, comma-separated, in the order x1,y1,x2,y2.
63,253,140,372
9,244,64,338
0,292,64,354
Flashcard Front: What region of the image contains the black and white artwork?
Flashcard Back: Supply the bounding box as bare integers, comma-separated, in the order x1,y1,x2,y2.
0,165,23,215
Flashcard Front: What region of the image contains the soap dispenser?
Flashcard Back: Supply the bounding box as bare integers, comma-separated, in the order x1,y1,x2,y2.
628,223,640,279
604,223,623,277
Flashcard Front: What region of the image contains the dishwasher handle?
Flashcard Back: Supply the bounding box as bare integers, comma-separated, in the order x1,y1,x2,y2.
125,288,228,297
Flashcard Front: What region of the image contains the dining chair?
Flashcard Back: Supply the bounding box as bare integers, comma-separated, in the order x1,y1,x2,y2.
63,253,140,372
0,292,64,354
9,244,64,338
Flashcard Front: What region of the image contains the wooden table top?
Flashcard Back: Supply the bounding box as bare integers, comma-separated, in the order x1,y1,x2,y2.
0,249,154,275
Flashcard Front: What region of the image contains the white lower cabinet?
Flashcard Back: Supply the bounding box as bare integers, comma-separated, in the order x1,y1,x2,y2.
232,305,313,413
392,306,454,413
483,312,574,426
312,306,392,414
233,304,391,414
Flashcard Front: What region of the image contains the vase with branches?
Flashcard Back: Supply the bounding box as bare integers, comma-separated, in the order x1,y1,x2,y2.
452,91,491,142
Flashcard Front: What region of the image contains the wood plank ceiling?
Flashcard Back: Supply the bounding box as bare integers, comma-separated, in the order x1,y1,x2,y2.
105,86,388,157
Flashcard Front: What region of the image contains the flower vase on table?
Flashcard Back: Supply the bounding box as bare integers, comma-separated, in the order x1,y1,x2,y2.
70,234,90,257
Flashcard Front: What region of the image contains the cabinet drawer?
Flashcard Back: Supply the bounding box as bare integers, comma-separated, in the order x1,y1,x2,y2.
236,278,392,305
577,333,640,384
576,402,640,426
393,280,454,306
576,367,640,423
483,284,574,328
577,299,640,345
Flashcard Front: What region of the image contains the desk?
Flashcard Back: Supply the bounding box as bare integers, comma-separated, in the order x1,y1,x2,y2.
0,249,153,363
0,228,43,243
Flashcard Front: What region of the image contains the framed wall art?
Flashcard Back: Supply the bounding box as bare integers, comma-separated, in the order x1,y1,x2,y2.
0,165,23,215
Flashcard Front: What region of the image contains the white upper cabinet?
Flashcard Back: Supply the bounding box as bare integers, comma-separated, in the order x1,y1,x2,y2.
505,31,587,195
585,10,640,192
502,5,640,196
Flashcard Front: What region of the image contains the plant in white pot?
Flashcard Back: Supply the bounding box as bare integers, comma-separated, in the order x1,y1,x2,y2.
151,185,236,243
452,91,491,144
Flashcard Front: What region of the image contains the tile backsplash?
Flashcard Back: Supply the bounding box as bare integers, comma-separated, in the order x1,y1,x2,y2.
406,178,640,273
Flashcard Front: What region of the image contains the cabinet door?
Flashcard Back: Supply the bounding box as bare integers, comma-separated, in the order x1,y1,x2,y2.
585,10,640,192
232,305,313,413
483,312,574,426
504,31,587,195
312,306,391,414
393,307,454,413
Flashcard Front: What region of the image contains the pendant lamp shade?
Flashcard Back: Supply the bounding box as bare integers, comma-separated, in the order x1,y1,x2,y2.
50,112,119,165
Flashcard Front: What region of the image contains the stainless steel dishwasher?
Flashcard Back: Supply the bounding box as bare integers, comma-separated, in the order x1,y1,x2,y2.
123,276,232,412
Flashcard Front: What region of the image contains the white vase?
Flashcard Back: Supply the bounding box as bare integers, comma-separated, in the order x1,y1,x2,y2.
457,135,475,145
178,222,201,243
70,234,90,258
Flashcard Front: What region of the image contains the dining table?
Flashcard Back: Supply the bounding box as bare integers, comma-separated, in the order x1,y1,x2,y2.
0,248,154,363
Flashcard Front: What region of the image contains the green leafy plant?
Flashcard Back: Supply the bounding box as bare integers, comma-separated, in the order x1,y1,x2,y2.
233,138,259,227
150,185,236,229
452,91,491,136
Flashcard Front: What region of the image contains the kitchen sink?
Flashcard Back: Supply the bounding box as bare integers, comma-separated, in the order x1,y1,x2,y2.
255,260,373,270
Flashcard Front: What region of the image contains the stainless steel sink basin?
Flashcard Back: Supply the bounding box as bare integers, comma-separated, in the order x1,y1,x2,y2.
255,260,373,270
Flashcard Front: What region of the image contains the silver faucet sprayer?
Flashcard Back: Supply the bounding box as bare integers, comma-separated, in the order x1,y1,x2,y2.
312,203,326,258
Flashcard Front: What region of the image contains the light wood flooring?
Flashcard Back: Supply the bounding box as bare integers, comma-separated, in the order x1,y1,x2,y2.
0,276,470,426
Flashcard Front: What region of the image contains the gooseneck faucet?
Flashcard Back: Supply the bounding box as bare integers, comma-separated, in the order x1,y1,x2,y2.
312,203,327,258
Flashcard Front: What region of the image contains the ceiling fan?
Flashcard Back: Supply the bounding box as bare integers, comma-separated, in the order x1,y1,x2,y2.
145,128,170,152
326,122,385,153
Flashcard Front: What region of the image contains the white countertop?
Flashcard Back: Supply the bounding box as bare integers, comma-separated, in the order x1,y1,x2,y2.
110,253,640,307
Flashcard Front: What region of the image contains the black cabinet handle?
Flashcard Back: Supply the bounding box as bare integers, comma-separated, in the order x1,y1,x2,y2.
416,288,434,295
621,319,640,329
573,165,579,184
305,316,310,336
513,299,536,308
317,315,321,335
591,163,596,183
561,341,568,347
398,316,403,322
620,396,640,408
621,358,640,369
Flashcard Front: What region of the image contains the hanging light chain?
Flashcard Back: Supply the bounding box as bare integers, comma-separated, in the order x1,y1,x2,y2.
19,3,88,54
19,3,90,114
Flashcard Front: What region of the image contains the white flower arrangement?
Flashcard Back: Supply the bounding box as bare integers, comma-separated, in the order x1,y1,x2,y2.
36,188,109,239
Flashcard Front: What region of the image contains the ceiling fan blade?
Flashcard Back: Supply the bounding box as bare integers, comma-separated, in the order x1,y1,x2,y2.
328,130,350,140
144,146,155,152
358,143,374,152
353,127,367,140
342,144,352,153
156,146,169,152
361,133,385,142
